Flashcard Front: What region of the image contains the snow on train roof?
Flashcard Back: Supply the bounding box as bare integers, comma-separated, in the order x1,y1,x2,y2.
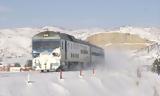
32,31,60,39
32,31,103,50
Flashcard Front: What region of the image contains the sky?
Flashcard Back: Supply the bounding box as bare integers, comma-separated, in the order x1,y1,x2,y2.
0,0,159,29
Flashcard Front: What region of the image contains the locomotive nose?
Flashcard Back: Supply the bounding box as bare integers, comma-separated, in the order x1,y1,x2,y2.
38,51,51,64
38,52,60,71
38,54,49,70
39,55,49,65
32,48,61,71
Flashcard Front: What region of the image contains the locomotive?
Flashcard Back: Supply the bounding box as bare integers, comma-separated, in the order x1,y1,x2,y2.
32,31,104,72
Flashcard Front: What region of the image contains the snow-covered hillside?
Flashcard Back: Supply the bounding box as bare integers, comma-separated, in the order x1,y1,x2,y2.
0,26,69,65
0,26,159,65
132,43,160,67
119,26,160,42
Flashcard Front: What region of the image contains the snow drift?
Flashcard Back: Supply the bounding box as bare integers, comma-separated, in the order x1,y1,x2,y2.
0,49,160,96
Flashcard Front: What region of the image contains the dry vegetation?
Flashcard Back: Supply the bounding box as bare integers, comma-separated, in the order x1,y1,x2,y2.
86,32,153,50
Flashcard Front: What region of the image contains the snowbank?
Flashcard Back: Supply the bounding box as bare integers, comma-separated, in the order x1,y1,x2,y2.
0,49,160,96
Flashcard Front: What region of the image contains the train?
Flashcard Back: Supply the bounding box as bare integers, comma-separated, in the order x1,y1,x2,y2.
32,31,105,72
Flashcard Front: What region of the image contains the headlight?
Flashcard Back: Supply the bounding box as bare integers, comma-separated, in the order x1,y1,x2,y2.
52,52,60,57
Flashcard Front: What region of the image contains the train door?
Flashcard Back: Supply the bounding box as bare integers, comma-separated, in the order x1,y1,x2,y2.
60,39,65,61
65,40,67,60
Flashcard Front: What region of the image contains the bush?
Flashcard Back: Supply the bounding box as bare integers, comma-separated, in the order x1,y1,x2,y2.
152,58,160,74
14,63,21,67
25,60,32,67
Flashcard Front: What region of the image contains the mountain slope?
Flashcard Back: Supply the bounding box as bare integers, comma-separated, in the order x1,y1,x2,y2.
86,32,152,50
0,26,159,65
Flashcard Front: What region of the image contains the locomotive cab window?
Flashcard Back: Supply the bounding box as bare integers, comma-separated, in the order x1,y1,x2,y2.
32,39,60,52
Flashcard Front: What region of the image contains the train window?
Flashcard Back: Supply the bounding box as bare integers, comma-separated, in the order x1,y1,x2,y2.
71,53,72,58
81,50,88,54
32,40,60,52
72,53,74,58
91,52,104,57
70,53,79,58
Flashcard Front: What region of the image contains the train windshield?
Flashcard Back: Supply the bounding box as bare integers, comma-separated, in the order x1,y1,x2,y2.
32,40,60,52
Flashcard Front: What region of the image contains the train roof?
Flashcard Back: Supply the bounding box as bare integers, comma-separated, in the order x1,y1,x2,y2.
32,31,103,50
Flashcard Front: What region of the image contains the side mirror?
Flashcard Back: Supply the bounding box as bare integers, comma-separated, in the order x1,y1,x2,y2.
52,53,56,56
52,52,60,57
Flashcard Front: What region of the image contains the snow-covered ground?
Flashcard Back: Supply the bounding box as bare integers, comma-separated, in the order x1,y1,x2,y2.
0,49,160,96
1,71,159,96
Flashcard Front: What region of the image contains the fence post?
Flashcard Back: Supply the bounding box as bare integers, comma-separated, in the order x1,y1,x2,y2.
93,68,95,75
80,69,82,76
60,69,63,79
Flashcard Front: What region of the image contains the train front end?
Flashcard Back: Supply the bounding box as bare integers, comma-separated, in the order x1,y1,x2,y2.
32,31,61,72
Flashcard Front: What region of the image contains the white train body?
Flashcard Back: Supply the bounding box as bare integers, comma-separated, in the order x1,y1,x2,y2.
32,48,61,71
32,31,104,72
